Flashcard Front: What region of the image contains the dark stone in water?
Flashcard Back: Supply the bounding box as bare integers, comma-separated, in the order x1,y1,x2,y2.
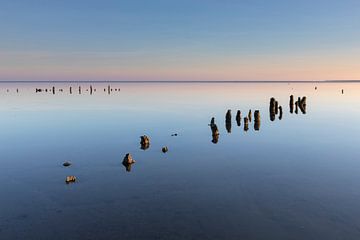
65,176,76,184
122,153,135,172
270,97,276,121
279,106,283,120
225,110,232,133
63,162,71,167
140,135,150,150
162,147,168,153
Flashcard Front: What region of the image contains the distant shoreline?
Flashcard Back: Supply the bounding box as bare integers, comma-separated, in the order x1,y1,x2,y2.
0,80,359,83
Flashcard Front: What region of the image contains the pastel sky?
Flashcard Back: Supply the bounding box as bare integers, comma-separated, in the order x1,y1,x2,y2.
1,0,360,81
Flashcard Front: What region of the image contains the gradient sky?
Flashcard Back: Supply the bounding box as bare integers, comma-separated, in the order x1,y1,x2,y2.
1,0,360,81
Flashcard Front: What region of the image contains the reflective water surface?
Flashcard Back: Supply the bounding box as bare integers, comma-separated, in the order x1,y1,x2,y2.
0,82,360,240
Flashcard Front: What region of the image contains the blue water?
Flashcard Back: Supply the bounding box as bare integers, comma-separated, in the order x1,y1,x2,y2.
0,82,359,240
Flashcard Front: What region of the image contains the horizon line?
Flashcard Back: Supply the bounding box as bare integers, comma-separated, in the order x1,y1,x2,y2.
0,80,359,83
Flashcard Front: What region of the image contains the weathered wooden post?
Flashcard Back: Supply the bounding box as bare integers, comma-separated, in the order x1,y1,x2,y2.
236,110,241,126
225,110,232,133
270,98,276,121
254,110,260,131
140,135,150,150
210,118,219,144
122,153,135,172
244,117,249,131
290,95,294,113
299,96,307,114
279,106,283,120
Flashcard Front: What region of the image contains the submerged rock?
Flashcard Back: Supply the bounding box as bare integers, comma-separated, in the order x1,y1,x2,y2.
63,162,71,167
65,176,76,184
210,117,220,144
270,98,276,121
122,153,135,172
140,135,150,150
162,146,168,153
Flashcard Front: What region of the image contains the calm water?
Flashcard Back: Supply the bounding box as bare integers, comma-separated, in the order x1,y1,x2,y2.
0,82,360,240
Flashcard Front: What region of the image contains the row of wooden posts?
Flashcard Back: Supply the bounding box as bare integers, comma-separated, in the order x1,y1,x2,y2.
210,95,307,143
35,85,120,95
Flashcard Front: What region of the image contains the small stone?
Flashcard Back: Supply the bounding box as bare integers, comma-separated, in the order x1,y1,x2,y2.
65,176,76,184
162,147,168,153
123,153,135,165
122,153,135,172
63,162,71,167
140,135,150,145
140,135,150,150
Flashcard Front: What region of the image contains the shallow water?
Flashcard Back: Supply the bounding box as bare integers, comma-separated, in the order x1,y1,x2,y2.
0,82,360,240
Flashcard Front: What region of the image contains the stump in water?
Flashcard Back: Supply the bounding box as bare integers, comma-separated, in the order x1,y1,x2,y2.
140,135,150,150
290,95,294,113
210,117,215,126
210,118,220,144
122,153,135,172
244,117,249,132
248,110,252,122
65,176,76,184
225,110,231,122
270,98,276,121
254,110,260,131
236,110,241,126
279,106,283,120
225,110,232,133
